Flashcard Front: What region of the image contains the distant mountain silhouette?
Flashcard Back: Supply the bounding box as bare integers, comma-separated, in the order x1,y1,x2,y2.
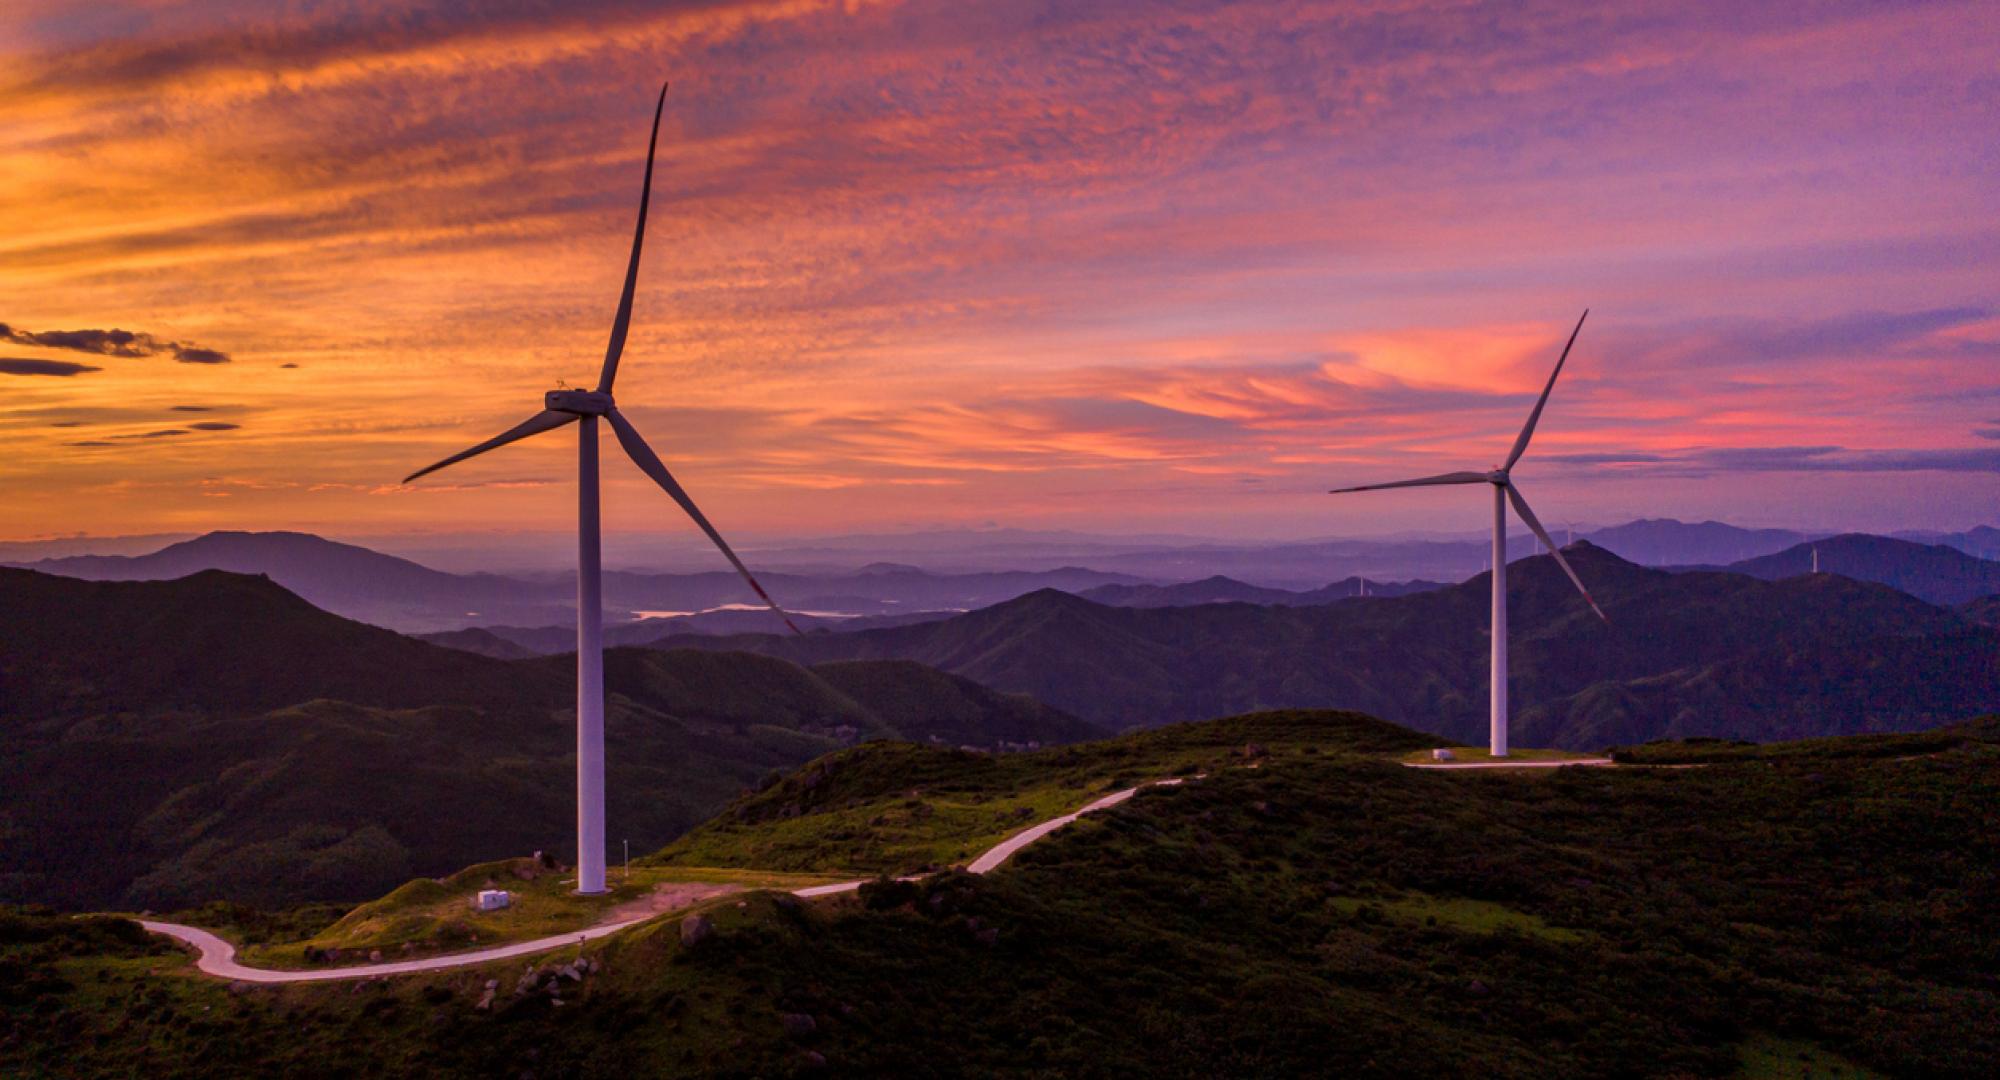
13,530,1152,633
655,542,1987,744
0,568,1094,909
1723,534,2000,605
1078,574,1440,608
17,530,572,632
1581,518,1813,565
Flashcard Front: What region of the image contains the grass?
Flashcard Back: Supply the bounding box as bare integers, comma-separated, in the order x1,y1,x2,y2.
646,709,1439,876
1734,1034,1884,1078
1399,746,1609,765
234,857,843,968
11,710,1999,1077
1610,716,2000,765
1328,892,1589,943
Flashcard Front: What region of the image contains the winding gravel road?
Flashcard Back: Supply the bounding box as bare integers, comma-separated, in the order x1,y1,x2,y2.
143,780,1180,983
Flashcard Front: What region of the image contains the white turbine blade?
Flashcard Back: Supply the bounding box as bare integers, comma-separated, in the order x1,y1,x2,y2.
1504,482,1608,622
1502,309,1588,470
606,409,802,635
1330,470,1488,494
595,81,670,395
403,409,576,484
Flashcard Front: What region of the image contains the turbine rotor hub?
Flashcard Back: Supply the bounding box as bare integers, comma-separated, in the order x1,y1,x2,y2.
1487,469,1509,484
547,389,614,415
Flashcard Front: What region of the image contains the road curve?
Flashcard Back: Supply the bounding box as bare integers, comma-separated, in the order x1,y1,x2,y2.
1404,758,1614,770
143,779,1176,983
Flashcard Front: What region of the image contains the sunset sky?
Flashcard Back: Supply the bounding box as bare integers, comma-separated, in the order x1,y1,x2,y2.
3,0,1996,545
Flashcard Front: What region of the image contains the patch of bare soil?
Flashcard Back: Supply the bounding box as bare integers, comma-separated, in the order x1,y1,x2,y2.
600,881,744,925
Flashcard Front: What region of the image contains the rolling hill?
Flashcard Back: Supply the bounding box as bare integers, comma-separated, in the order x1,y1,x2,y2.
654,542,1989,744
11,711,1999,1078
1722,533,2000,605
0,569,1095,910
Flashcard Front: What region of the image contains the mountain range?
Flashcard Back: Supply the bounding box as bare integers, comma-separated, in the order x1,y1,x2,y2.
654,542,1999,747
0,568,1094,910
11,531,1152,634
1717,532,2000,605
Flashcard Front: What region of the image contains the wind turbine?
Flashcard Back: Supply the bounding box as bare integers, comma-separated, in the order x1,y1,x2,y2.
1330,311,1606,758
402,83,800,894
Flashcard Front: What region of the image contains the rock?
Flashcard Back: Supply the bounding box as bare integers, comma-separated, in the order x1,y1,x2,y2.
1238,742,1269,758
485,979,499,990
1468,980,1490,997
974,928,999,946
559,963,583,982
475,988,496,1011
781,1012,818,1039
227,981,251,995
800,1050,827,1069
368,949,383,963
680,914,713,948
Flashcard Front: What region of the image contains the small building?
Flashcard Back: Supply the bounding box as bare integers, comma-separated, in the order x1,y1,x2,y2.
474,889,512,912
1431,748,1457,762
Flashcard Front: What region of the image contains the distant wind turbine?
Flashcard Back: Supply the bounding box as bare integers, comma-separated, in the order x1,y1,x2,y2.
402,83,800,894
1330,311,1606,758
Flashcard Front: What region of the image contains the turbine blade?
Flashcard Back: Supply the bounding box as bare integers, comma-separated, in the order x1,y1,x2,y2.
606,409,802,635
1330,470,1488,494
1504,482,1608,622
403,409,576,484
595,81,670,395
1503,309,1588,470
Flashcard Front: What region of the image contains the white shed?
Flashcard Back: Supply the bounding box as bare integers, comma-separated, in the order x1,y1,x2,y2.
474,889,512,911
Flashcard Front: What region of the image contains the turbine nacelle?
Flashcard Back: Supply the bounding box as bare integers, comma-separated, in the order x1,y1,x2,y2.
547,389,614,416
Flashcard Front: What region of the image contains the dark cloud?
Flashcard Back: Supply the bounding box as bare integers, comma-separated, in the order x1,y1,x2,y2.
188,421,239,431
116,429,191,439
0,357,101,376
170,405,213,412
279,363,300,369
0,321,231,364
65,440,114,447
50,421,85,428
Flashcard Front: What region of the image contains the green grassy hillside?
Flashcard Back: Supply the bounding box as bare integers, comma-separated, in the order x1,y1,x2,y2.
649,708,1435,875
7,710,1996,1078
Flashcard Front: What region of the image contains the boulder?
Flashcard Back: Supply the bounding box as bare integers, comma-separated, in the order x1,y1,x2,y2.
680,914,714,948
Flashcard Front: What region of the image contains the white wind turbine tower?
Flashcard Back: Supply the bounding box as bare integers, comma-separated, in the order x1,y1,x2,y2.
1330,311,1607,758
403,83,800,894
